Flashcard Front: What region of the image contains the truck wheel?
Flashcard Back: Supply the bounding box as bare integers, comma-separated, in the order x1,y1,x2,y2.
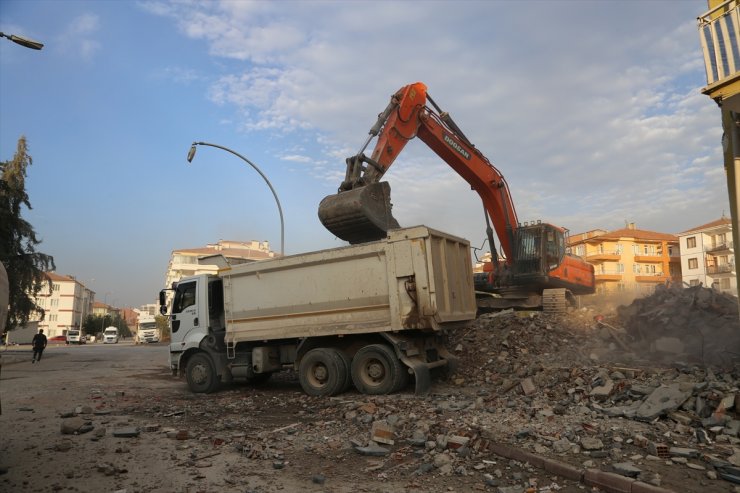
299,348,343,396
330,348,352,393
351,344,404,395
186,353,219,393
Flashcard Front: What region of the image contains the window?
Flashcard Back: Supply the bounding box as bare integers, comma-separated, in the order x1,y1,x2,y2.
633,264,641,274
721,278,731,290
689,279,700,287
52,283,61,292
617,263,624,273
49,314,58,322
50,299,58,307
687,237,696,248
633,245,639,255
668,245,674,256
615,244,623,254
173,281,197,313
646,264,656,274
688,258,698,269
575,245,585,256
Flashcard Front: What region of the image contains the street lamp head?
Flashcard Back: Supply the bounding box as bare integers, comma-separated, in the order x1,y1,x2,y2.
187,144,197,163
0,32,44,50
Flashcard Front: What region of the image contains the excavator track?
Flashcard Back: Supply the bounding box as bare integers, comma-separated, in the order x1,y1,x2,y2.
542,288,568,314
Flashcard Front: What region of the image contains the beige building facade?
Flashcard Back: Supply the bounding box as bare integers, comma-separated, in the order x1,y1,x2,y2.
164,240,277,294
679,217,736,295
30,273,95,338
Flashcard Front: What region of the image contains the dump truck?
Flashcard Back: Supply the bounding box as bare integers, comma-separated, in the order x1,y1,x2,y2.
136,315,160,343
162,226,476,396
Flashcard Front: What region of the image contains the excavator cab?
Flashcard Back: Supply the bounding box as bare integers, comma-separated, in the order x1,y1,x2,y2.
318,182,400,244
511,222,566,283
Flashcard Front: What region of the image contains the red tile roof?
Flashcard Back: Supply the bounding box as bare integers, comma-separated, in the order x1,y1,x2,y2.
571,228,677,243
680,217,732,234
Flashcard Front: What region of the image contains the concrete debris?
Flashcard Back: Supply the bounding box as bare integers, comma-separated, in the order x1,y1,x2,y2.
112,427,140,438
86,288,739,493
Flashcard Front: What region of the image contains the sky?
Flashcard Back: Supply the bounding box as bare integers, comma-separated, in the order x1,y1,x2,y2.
0,0,727,308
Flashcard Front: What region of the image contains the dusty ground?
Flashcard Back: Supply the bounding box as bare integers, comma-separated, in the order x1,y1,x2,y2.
0,298,738,493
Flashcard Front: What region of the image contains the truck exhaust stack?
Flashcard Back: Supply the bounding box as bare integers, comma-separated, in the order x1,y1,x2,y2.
318,181,401,244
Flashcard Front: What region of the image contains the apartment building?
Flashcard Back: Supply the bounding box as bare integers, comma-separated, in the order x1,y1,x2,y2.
678,217,736,295
30,273,95,338
164,240,276,291
92,301,119,318
568,223,681,297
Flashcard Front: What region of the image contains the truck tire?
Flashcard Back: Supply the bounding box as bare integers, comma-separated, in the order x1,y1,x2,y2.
186,353,219,393
299,348,344,396
351,344,405,395
331,348,352,393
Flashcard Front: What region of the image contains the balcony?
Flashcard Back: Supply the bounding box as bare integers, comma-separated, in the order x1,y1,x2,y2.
635,273,670,283
708,241,734,253
699,0,740,103
707,264,736,275
586,252,621,262
633,254,664,263
595,270,622,281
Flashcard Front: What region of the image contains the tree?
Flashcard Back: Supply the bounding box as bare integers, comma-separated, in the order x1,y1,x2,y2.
85,313,132,339
0,136,55,331
155,314,170,342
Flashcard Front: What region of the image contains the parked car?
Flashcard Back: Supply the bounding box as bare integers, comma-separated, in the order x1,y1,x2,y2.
48,335,67,344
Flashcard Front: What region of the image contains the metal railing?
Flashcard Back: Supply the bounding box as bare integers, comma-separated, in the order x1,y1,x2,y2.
698,0,740,86
707,264,735,274
708,241,734,252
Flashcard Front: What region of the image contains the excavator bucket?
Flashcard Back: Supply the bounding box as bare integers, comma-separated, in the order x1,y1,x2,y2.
318,181,401,244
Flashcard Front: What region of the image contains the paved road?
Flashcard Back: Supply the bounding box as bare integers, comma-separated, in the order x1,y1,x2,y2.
0,342,182,492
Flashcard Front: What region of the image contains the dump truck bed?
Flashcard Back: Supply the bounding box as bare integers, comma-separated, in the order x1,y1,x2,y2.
220,225,476,345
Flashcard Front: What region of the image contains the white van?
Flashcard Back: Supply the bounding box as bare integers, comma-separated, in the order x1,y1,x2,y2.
66,329,84,344
103,326,119,344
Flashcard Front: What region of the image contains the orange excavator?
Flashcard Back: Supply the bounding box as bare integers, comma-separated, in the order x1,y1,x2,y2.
318,82,595,311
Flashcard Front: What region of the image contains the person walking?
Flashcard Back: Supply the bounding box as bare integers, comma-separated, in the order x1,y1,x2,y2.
31,329,47,363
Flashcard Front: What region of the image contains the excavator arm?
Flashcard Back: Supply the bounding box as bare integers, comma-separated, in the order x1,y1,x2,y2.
319,82,519,261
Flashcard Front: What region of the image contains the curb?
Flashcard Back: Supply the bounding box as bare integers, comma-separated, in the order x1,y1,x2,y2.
488,442,677,493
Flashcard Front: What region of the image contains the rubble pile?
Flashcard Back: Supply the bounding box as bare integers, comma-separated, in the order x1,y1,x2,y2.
616,284,740,367
115,305,739,492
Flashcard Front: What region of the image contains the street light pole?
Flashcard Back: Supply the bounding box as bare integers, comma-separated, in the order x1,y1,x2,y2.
0,32,44,50
187,141,285,256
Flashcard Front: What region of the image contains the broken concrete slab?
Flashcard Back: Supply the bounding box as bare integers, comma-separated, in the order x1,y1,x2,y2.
353,441,389,457
635,384,692,421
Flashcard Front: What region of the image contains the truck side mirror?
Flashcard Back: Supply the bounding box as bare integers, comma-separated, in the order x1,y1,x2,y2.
159,290,167,315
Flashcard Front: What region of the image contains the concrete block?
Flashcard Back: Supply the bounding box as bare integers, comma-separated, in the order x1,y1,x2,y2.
521,377,536,396
583,469,634,493
541,457,583,481
370,420,394,445
631,482,678,493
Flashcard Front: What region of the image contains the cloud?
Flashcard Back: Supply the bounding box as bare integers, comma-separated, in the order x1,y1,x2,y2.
57,13,101,62
147,1,727,245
